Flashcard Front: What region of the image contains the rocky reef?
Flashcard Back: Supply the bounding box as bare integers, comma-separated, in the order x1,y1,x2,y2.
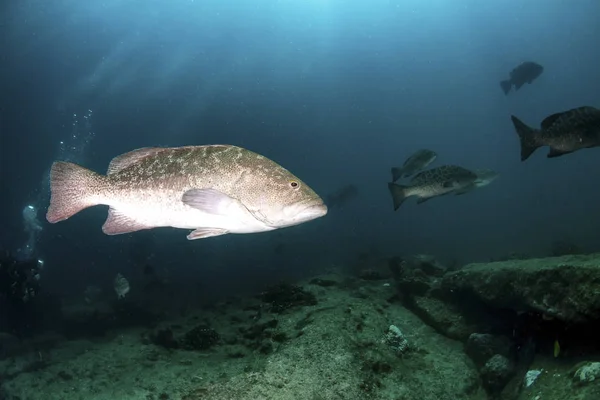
388,252,600,399
1,253,600,400
442,254,600,322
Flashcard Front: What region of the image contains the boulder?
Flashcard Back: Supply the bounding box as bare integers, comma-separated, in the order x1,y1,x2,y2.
442,254,600,322
480,354,515,393
409,296,478,341
465,333,514,368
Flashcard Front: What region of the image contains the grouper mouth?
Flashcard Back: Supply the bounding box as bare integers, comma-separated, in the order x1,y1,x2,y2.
264,201,328,229
300,202,328,220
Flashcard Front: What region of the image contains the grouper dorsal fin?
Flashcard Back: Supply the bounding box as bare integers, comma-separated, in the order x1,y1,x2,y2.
541,112,565,130
107,147,165,175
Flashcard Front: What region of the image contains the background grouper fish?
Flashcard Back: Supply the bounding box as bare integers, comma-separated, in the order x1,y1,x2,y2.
46,145,328,240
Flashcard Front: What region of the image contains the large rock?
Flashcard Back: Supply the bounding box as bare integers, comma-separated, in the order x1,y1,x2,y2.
441,253,600,322
465,333,514,367
479,354,515,394
387,255,445,298
409,296,478,341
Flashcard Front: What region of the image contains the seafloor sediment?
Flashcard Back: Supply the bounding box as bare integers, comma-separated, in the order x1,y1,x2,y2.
1,253,600,400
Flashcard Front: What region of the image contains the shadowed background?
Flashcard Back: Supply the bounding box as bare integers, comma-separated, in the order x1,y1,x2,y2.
1,0,599,301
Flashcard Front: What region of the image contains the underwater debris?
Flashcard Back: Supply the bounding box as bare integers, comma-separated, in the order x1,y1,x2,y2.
258,283,317,313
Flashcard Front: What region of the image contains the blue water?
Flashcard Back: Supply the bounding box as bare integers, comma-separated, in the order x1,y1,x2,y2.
1,0,599,334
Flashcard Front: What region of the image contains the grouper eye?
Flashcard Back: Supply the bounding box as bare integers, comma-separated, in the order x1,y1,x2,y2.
289,181,299,188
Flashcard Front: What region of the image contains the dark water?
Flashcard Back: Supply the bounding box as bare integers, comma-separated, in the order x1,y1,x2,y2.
1,0,599,331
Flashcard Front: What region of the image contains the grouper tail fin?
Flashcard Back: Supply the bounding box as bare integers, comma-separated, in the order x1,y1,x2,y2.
46,161,107,223
510,115,541,161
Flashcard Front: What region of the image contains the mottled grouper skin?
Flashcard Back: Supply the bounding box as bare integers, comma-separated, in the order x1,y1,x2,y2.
536,106,600,151
512,106,600,161
406,165,477,198
102,145,322,228
47,145,326,236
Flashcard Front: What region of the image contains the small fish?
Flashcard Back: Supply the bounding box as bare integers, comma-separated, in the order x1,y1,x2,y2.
510,106,600,161
114,273,130,299
453,169,500,195
46,145,327,240
553,339,560,358
387,165,477,210
500,61,544,95
391,149,437,181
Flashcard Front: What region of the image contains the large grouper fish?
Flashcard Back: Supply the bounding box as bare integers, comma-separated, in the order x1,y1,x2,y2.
46,145,328,240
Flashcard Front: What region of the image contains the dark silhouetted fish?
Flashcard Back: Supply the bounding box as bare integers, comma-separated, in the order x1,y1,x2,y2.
391,149,437,181
387,165,477,210
500,61,544,95
46,145,327,240
325,184,359,209
510,106,600,161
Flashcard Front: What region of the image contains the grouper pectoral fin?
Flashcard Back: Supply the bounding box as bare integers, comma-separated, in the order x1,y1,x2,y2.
187,228,229,240
182,188,239,215
102,207,152,235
